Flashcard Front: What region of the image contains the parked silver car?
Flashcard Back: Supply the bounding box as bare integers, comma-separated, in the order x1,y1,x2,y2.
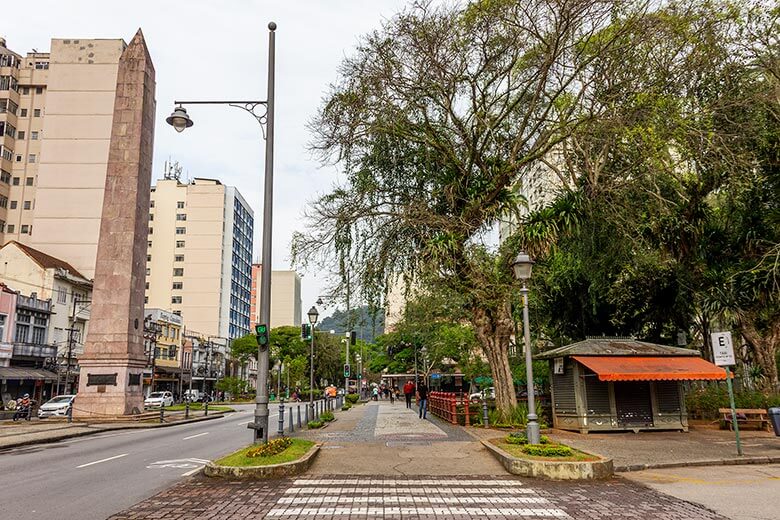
38,395,75,418
144,391,174,408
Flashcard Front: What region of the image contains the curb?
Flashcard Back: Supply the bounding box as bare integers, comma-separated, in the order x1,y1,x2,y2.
615,455,780,472
482,439,613,480
205,443,321,479
0,412,226,451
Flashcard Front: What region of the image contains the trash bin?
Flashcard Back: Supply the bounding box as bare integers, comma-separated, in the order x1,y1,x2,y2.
769,407,780,436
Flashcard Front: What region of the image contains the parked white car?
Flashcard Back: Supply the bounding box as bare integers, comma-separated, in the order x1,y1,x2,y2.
144,391,174,408
470,387,495,402
38,395,75,418
183,389,204,402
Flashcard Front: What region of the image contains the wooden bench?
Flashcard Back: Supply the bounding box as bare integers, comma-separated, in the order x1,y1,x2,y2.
719,408,770,431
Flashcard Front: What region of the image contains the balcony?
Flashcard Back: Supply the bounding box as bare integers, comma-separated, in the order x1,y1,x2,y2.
13,343,57,359
16,295,52,313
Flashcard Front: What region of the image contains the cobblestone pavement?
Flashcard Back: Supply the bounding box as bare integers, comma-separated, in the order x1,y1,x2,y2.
110,475,729,519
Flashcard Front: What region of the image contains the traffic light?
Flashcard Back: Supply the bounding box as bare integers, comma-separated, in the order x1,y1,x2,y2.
344,363,350,378
350,331,357,346
301,323,311,341
255,323,269,348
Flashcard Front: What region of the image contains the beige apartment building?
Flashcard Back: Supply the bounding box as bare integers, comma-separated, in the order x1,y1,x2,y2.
146,177,254,340
249,265,302,330
0,36,129,280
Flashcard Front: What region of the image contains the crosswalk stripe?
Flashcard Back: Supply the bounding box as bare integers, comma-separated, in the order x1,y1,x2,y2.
266,506,569,517
292,478,524,486
284,486,536,495
277,495,549,505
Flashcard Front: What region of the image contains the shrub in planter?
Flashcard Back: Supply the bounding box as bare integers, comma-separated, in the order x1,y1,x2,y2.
521,443,573,457
505,432,551,445
341,404,352,411
321,410,335,422
246,437,292,458
345,393,360,404
308,420,324,429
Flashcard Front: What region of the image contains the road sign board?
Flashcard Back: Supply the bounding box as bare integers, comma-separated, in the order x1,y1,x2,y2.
430,373,442,379
711,331,735,366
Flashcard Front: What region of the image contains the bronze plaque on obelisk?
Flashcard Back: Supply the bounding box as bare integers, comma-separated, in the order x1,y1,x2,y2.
75,29,156,417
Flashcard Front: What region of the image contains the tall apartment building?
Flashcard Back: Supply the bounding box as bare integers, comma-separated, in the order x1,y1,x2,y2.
0,36,131,279
249,265,302,330
146,178,254,340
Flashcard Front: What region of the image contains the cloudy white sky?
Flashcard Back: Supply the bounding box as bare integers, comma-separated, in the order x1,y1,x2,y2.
6,0,416,320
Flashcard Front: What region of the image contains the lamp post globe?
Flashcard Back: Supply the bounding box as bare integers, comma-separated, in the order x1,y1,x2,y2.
165,106,194,133
512,251,534,281
307,306,319,325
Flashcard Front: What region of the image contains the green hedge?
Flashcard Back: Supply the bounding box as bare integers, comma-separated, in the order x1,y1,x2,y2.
321,410,335,422
521,443,573,457
307,420,324,429
345,393,360,404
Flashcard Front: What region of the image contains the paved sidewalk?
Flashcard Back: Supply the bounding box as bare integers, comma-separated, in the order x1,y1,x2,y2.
293,400,504,475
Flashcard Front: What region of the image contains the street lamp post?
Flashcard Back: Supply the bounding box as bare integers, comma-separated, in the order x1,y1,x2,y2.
512,251,540,445
307,306,319,420
166,22,277,443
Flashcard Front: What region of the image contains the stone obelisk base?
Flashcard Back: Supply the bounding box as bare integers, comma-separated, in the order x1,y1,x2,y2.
74,359,146,418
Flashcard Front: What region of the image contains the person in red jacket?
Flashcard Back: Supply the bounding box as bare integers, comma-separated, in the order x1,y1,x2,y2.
403,380,414,409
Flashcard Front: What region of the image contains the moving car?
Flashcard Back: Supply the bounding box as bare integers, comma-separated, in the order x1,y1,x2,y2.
38,395,75,418
144,391,174,408
469,387,495,402
183,389,204,402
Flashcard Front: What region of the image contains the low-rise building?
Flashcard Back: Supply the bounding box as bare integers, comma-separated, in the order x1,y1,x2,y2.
183,329,228,398
143,308,184,397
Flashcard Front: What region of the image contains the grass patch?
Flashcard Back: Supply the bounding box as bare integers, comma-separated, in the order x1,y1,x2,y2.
215,438,315,467
165,403,234,412
491,439,599,462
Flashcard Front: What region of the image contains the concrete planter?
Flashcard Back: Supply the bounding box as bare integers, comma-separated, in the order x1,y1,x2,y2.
205,443,321,480
482,439,613,480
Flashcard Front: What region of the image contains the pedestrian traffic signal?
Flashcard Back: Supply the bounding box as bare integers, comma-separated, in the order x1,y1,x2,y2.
255,323,269,348
350,331,357,346
301,323,312,341
344,363,350,377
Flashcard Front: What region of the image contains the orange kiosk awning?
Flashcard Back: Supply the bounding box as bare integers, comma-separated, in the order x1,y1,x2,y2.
572,356,727,382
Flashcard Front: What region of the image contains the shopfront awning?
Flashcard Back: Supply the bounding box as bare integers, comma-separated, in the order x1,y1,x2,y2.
572,356,727,382
0,366,59,381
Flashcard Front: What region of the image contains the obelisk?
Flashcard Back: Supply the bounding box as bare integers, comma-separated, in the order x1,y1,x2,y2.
75,29,156,417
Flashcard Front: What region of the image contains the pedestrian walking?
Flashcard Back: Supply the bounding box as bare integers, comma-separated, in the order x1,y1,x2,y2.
372,386,379,401
403,380,414,409
417,380,429,419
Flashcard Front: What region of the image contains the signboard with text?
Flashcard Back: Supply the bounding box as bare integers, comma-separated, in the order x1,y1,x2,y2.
711,331,735,366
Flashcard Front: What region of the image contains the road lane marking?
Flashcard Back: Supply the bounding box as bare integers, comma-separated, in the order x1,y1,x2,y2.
76,453,129,468
183,432,209,440
181,466,204,476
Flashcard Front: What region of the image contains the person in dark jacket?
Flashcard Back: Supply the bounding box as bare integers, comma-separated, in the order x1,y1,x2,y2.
417,381,429,419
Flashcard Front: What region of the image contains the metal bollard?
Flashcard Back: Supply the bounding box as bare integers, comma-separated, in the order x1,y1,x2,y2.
160,403,165,424
184,398,190,419
482,398,489,428
278,400,285,437
305,403,310,423
204,400,209,416
297,405,302,428
67,403,73,424
289,406,294,433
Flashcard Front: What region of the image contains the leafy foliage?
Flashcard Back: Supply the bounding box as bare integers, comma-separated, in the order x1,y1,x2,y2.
521,443,574,457
246,437,292,458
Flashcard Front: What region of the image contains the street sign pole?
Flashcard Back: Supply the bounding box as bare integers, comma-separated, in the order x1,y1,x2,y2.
711,331,742,456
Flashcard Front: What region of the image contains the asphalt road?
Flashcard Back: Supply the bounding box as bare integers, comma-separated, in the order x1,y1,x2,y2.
0,402,315,520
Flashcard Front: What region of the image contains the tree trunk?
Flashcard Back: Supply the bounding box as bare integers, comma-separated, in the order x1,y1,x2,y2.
471,303,517,421
737,313,780,393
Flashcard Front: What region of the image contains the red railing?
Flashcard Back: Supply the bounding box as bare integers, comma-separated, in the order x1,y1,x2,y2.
428,391,472,426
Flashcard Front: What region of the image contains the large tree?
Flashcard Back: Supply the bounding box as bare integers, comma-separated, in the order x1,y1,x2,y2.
294,0,647,417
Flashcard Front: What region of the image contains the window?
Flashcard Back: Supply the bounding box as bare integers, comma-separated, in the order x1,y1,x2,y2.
0,195,6,208
176,213,186,221
16,130,23,140
147,240,152,248
172,282,183,290
145,281,149,290
176,240,185,248
33,108,41,117
28,154,35,163
144,296,148,304
0,314,5,339
21,87,29,95
6,224,14,233
12,177,19,185
25,177,33,186
35,62,49,70
35,86,43,94
174,255,184,262
20,108,27,117
0,171,9,184
23,200,31,210
15,323,29,343
173,268,184,276
148,213,153,221
173,310,181,316
146,254,151,262
10,201,17,209
171,296,182,304
57,289,67,304
31,131,38,140
15,155,21,162
148,227,153,235
175,227,186,235
177,201,184,209
0,220,4,233
31,325,46,344
20,224,28,234
146,267,150,276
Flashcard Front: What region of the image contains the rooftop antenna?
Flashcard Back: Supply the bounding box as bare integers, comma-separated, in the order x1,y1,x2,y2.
163,158,182,182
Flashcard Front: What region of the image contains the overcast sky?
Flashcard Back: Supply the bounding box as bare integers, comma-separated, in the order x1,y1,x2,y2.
5,0,416,320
